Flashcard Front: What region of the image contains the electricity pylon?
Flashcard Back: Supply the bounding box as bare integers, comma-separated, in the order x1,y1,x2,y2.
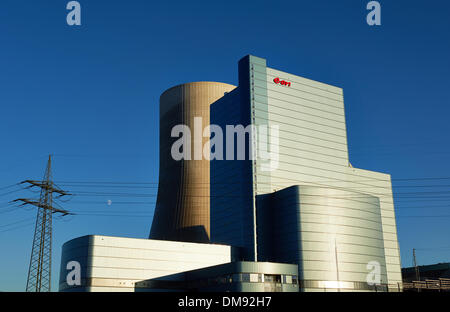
413,248,420,281
13,155,72,292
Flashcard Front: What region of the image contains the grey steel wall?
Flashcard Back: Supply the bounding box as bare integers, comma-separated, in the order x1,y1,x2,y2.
257,185,388,292
149,82,236,243
210,88,253,255
210,56,268,261
209,62,255,259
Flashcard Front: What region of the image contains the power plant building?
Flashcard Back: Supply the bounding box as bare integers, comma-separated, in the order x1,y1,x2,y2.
60,55,402,292
210,55,402,291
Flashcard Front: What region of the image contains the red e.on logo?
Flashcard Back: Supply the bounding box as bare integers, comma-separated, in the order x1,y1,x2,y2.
273,77,291,87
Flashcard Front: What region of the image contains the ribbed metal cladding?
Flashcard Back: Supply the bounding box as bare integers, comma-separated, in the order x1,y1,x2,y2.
149,81,236,243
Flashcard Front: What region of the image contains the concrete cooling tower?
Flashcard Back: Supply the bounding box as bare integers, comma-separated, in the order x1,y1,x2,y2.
149,81,236,243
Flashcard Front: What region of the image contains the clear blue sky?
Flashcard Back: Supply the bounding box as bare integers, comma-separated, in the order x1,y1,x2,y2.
1,0,449,291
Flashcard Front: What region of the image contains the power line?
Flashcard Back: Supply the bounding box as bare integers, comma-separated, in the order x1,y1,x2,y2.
0,217,36,229
75,213,153,217
0,183,20,191
52,176,450,185
5,175,450,220
55,200,155,204
394,198,450,203
52,190,450,200
55,183,450,189
397,215,450,218
32,210,450,219
0,221,36,234
0,188,25,197
396,204,450,209
414,246,450,251
51,180,450,193
57,201,450,211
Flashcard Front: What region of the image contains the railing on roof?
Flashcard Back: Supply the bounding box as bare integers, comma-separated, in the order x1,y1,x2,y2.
403,278,450,291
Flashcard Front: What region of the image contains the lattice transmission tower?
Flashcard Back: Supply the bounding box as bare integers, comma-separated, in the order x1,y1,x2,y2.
13,155,72,292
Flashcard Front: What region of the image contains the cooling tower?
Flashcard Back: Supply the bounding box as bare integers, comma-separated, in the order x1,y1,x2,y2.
149,81,236,243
